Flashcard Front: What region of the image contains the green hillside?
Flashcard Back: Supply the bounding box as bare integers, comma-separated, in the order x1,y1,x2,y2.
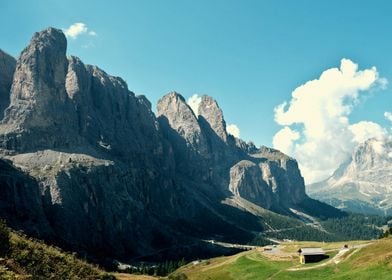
0,221,115,280
170,238,392,280
1,216,391,280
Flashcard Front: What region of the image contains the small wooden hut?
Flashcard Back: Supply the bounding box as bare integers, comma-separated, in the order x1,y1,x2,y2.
298,248,327,264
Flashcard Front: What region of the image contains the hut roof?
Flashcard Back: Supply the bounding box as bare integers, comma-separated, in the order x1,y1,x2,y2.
300,248,325,255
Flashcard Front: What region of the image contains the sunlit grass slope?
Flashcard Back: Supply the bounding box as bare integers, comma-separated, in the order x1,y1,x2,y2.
171,238,392,280
0,229,115,280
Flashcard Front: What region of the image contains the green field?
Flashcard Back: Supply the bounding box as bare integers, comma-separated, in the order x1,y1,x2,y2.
169,238,392,280
2,220,391,280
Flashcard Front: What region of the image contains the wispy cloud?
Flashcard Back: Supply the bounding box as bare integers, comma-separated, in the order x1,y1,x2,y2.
273,58,387,183
63,22,97,39
81,42,96,49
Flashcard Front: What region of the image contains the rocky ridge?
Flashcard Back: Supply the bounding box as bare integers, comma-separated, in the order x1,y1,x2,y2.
0,27,342,262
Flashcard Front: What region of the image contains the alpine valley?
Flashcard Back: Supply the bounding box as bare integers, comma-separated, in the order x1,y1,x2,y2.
0,27,385,267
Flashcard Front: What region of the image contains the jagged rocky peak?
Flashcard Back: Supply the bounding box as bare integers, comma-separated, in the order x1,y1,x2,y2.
3,27,74,129
0,49,16,118
0,27,163,155
234,138,258,154
198,95,228,142
350,138,391,170
12,27,68,101
157,92,206,148
308,137,392,215
65,55,163,159
66,56,132,110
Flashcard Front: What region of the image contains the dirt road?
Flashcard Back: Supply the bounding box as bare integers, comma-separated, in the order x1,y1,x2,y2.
287,243,371,271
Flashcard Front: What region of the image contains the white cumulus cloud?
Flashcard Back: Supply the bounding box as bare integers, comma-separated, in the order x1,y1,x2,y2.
187,94,202,115
272,126,300,155
273,58,387,184
63,23,97,39
349,121,386,144
227,124,240,138
384,111,392,122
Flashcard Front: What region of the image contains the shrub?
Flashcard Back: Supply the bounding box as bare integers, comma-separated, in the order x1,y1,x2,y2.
0,220,10,257
99,273,116,280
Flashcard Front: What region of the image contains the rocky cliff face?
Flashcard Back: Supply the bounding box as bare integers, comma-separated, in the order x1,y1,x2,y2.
0,28,180,258
0,158,52,237
0,49,16,119
0,27,341,262
157,92,208,158
1,28,80,152
308,138,392,216
229,160,273,209
198,95,228,142
156,92,307,208
4,28,74,129
257,146,306,205
66,56,165,162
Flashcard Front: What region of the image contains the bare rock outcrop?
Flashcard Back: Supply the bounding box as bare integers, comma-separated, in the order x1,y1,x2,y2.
229,160,272,209
4,28,75,128
1,28,79,152
198,95,228,142
157,92,208,155
0,49,16,118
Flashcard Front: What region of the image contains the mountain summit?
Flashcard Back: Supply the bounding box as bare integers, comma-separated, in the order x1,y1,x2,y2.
308,138,392,216
0,27,343,261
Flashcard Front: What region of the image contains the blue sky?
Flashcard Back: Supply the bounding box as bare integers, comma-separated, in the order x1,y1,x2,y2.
2,0,392,182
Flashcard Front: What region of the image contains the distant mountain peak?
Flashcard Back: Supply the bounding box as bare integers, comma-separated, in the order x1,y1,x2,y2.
308,137,392,216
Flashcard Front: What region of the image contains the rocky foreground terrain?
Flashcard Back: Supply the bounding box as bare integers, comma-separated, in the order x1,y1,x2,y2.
308,138,392,216
0,27,343,262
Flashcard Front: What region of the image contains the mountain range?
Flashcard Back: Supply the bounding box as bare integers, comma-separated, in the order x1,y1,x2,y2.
308,138,392,216
0,27,374,263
